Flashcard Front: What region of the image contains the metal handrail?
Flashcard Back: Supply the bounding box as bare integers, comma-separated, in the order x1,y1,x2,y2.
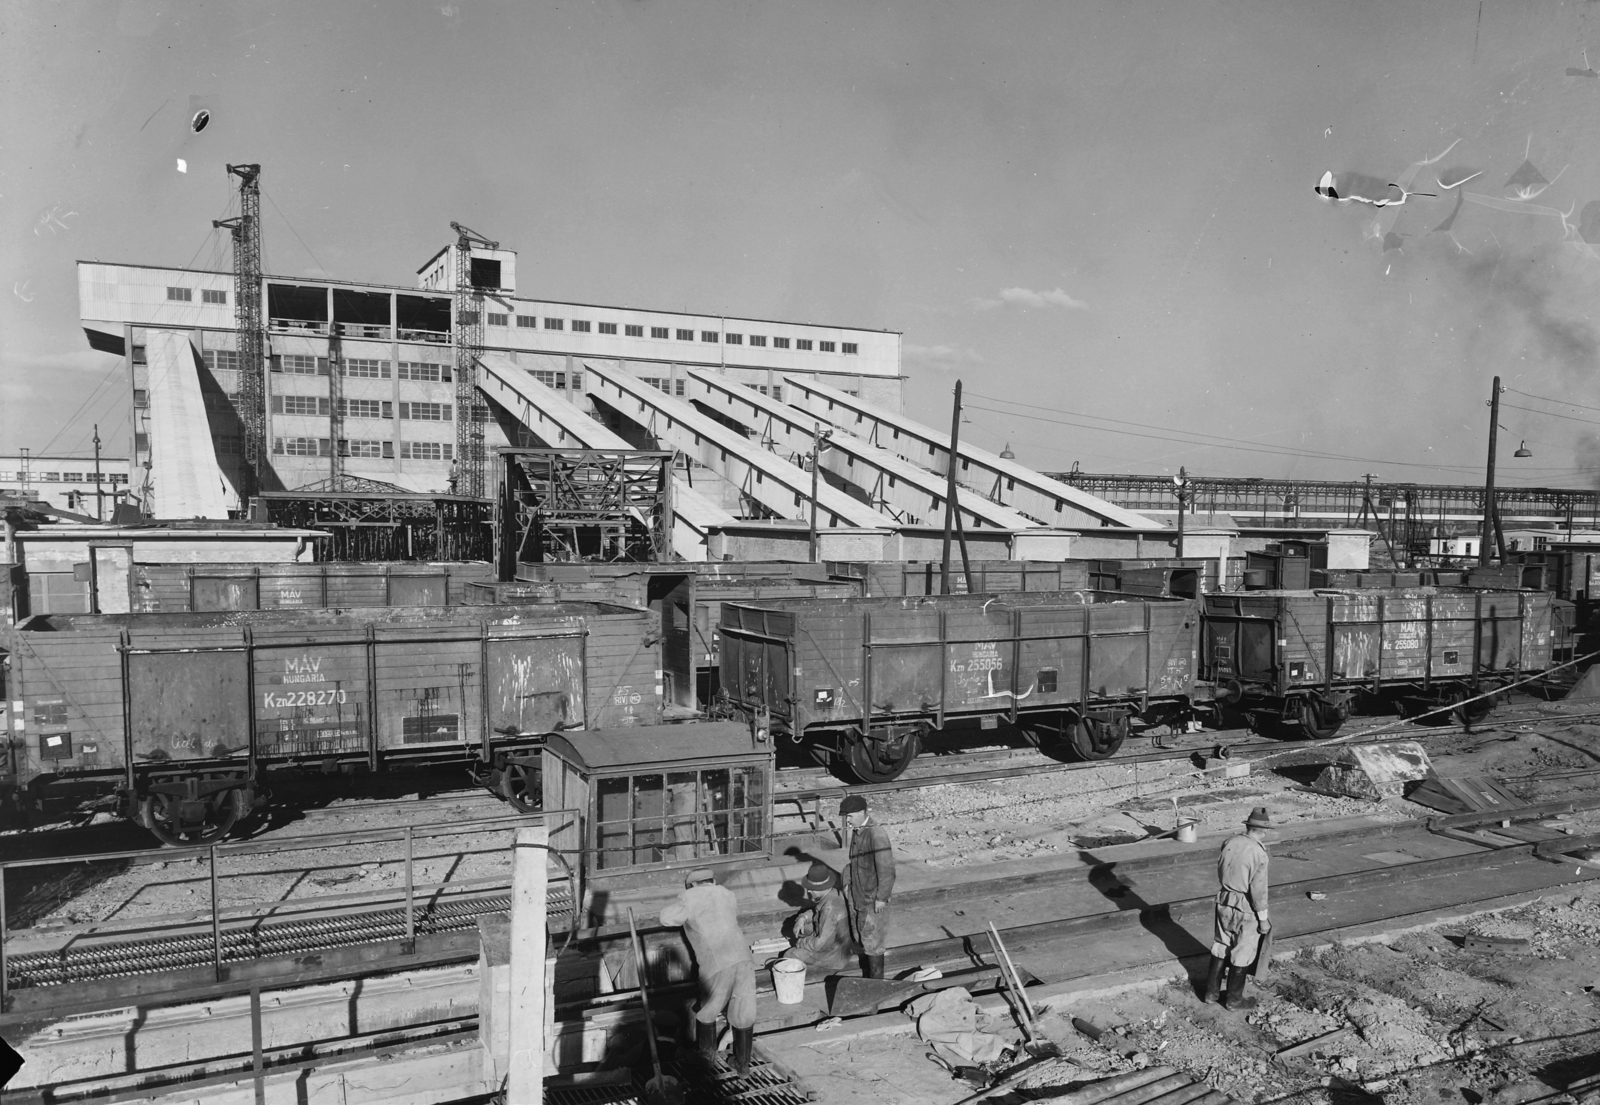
0,808,583,1013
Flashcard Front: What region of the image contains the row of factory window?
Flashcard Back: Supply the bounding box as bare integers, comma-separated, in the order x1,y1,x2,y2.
0,472,128,484
495,313,859,355
168,286,228,304
271,397,453,421
265,438,454,460
203,351,454,382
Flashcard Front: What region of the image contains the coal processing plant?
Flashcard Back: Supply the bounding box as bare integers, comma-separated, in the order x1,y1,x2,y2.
9,9,1600,1103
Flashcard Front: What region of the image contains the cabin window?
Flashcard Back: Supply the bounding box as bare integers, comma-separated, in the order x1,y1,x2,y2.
594,765,766,870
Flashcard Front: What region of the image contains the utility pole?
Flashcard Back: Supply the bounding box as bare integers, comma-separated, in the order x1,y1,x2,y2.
92,424,104,520
939,381,974,595
1480,376,1502,566
807,424,832,563
1174,466,1189,559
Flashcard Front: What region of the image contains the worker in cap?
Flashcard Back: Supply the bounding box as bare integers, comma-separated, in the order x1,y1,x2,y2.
783,861,852,971
659,867,757,1075
1204,806,1273,1010
840,794,896,979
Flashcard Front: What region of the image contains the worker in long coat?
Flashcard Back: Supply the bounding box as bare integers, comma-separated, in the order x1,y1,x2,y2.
783,861,853,970
659,868,757,1075
1204,806,1272,1010
840,794,896,979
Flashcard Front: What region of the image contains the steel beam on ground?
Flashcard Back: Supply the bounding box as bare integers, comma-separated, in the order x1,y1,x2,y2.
582,360,891,528
685,368,1039,530
782,374,1157,529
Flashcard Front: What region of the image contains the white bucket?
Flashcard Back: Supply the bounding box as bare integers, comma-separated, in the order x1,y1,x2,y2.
771,957,807,1004
1176,818,1198,844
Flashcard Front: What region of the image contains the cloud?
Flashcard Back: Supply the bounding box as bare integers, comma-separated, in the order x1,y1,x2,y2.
972,286,1090,311
903,343,983,373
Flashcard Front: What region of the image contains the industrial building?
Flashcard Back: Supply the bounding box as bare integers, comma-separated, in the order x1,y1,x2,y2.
74,174,1155,561
0,453,130,516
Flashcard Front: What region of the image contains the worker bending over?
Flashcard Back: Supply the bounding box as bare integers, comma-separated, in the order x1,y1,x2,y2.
1204,806,1272,1010
659,868,756,1075
783,861,852,971
840,794,896,979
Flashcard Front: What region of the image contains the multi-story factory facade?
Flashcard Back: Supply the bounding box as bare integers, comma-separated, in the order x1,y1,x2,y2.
77,241,903,514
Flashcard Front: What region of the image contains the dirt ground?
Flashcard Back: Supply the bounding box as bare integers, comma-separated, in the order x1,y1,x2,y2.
775,711,1600,1104
783,882,1600,1105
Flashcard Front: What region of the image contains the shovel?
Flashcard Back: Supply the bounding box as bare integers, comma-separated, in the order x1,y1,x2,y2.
627,909,685,1105
987,922,1062,1060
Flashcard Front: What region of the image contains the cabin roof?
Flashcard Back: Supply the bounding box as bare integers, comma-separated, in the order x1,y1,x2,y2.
545,722,763,772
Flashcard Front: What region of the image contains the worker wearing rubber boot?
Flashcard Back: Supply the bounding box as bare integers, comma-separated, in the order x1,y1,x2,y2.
1205,806,1272,1010
841,794,896,979
659,868,757,1076
783,861,853,971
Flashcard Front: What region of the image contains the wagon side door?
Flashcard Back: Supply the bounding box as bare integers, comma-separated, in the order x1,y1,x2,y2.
128,646,251,761
487,631,586,737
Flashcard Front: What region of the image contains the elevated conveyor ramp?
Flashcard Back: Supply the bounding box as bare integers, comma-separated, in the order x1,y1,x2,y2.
582,360,892,528
783,375,1158,529
477,353,735,558
684,368,1039,531
143,329,230,519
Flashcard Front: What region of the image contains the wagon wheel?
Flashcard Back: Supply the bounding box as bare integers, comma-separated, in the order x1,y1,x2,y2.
1449,687,1494,726
142,786,245,847
1298,697,1344,740
498,761,542,813
1067,715,1127,761
845,729,921,784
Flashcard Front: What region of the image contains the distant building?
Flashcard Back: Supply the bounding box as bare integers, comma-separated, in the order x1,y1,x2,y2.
0,453,130,516
77,241,902,515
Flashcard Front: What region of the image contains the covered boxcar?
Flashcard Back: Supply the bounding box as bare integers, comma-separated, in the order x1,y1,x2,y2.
1200,587,1565,737
719,591,1199,781
5,600,682,842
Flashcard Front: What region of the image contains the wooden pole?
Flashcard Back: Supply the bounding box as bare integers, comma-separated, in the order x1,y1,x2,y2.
941,381,963,595
507,825,548,1104
1481,376,1500,567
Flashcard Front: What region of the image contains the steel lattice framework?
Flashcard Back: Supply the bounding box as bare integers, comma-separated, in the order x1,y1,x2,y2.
212,164,264,499
1052,471,1600,546
499,449,674,570
259,489,495,561
450,222,495,500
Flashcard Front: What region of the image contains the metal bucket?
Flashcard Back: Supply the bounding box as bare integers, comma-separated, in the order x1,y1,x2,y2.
1176,818,1198,844
772,957,807,1004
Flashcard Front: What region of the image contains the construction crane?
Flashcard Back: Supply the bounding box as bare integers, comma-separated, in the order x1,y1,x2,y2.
450,221,498,499
213,164,265,504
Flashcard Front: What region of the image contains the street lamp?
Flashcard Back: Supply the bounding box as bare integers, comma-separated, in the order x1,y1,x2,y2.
1480,378,1532,565
807,425,833,563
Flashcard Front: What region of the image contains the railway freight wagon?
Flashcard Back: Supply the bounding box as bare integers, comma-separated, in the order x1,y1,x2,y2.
485,561,865,708
825,560,1094,596
1200,587,1566,737
3,601,680,843
128,561,498,613
719,591,1199,782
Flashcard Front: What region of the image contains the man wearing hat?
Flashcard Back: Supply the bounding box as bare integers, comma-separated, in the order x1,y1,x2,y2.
783,861,852,971
659,868,757,1076
1204,806,1273,1009
840,794,896,979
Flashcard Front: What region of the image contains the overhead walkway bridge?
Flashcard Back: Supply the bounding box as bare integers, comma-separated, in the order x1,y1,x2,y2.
782,375,1157,529
683,368,1037,531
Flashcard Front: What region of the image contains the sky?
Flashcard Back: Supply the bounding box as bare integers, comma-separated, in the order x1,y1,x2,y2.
5,1,1600,489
